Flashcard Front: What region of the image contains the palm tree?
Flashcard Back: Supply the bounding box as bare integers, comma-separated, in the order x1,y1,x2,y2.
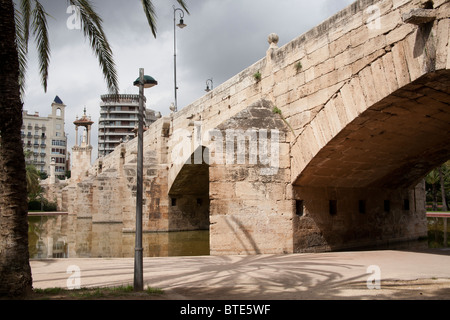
23,150,41,200
426,168,440,211
0,0,188,297
26,164,41,201
426,164,450,212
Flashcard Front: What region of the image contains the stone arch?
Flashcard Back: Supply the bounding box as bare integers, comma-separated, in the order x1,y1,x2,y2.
291,69,450,252
168,146,210,231
293,69,450,189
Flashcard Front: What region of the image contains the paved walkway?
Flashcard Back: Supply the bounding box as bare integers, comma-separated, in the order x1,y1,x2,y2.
30,248,450,300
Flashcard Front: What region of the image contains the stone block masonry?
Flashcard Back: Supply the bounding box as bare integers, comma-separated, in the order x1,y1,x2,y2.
45,0,450,256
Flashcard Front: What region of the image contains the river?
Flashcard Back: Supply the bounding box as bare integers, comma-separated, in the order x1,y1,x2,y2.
28,215,447,259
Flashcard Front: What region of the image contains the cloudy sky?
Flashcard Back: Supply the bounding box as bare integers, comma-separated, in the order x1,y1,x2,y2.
20,0,355,161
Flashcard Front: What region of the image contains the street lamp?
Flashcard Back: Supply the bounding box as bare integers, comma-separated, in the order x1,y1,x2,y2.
133,68,157,291
205,78,213,92
173,5,187,112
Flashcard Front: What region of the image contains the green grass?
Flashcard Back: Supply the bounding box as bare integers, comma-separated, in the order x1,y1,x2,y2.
32,285,164,300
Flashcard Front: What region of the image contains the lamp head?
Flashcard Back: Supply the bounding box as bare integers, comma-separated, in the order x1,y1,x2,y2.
133,75,158,88
177,18,187,29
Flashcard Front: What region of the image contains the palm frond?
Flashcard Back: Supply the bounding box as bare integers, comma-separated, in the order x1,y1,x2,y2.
31,0,50,92
175,0,190,15
70,0,119,94
141,0,157,38
14,7,28,98
141,0,190,38
20,0,31,46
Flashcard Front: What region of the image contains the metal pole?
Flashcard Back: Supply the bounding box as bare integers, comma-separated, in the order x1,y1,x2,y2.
173,7,178,111
134,68,144,291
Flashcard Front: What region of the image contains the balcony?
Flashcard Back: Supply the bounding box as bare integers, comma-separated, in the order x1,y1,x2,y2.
100,116,137,122
40,144,46,148
104,131,134,136
103,124,136,129
99,138,123,144
100,101,141,108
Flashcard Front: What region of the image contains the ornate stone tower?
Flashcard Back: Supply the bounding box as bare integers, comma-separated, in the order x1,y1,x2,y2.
71,108,94,182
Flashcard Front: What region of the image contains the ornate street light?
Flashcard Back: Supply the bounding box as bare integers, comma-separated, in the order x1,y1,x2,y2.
133,69,157,291
173,5,187,112
205,78,213,92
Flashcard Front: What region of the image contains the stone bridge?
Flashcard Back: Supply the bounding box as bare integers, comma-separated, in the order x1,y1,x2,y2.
52,0,450,256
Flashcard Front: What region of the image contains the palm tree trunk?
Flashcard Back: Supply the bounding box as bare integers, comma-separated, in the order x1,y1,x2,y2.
0,0,33,297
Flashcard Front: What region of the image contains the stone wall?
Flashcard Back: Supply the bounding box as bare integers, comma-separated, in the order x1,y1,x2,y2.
293,182,427,252
44,0,449,256
209,100,293,254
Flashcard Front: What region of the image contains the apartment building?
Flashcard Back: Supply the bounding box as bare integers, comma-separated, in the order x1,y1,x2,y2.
98,94,157,156
22,96,68,179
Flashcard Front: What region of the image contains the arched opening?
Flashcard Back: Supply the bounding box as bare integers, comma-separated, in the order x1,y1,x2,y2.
56,108,62,117
292,70,450,252
168,146,210,232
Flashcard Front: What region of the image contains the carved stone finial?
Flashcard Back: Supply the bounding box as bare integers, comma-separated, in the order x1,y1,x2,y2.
268,33,279,49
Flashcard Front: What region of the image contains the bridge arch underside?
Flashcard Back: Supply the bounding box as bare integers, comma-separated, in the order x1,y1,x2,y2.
167,147,210,232
292,70,450,252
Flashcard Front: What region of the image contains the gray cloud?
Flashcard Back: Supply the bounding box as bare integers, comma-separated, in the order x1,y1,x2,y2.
20,0,355,161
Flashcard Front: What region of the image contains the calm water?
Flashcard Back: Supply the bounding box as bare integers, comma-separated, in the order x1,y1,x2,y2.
28,215,448,259
28,215,209,259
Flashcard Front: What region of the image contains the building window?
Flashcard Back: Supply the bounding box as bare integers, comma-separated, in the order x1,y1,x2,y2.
384,200,390,212
403,199,410,211
329,200,337,216
295,200,304,216
52,140,66,146
359,200,366,214
171,198,177,207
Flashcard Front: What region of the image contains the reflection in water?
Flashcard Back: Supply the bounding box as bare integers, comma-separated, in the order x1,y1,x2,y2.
28,215,209,259
28,216,447,259
428,216,450,248
28,216,69,259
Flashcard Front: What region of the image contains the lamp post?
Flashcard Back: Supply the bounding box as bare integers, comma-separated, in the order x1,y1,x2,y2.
133,68,157,291
173,5,187,112
205,78,213,92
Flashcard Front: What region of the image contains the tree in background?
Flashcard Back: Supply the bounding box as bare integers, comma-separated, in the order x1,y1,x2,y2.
25,164,41,201
426,161,449,212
